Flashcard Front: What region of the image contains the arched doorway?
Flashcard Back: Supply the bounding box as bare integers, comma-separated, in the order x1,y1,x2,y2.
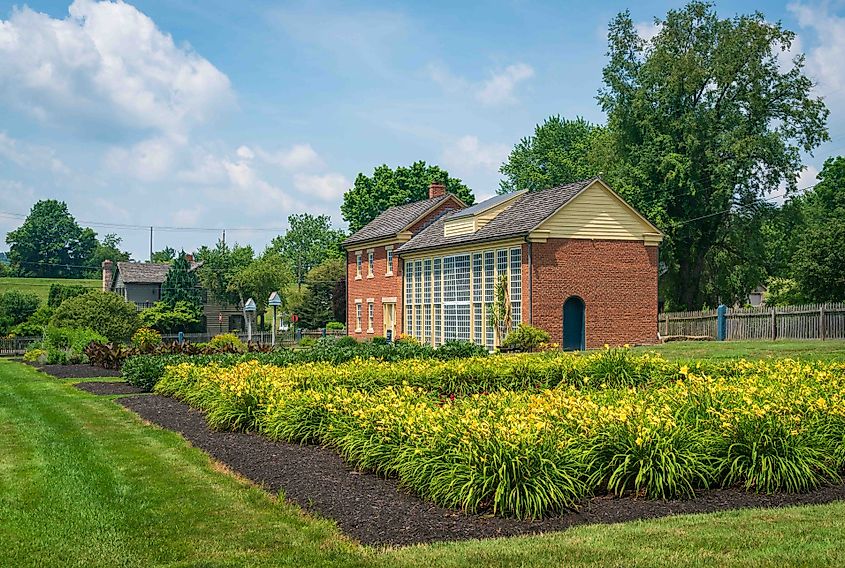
562,296,585,351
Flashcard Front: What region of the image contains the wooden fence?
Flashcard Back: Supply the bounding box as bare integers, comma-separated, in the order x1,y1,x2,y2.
659,302,845,341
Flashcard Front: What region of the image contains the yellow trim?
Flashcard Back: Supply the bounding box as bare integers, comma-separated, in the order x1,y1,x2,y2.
398,238,524,262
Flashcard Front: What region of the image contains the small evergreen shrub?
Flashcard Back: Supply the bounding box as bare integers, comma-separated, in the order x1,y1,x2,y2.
501,324,550,352
208,333,246,353
132,327,162,352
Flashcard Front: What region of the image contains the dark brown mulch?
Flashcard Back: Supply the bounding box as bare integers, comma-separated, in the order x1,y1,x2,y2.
24,361,122,379
117,395,845,547
74,381,145,396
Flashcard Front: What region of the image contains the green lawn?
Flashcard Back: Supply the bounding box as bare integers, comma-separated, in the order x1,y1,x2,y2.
0,276,100,303
637,339,845,362
3,356,845,567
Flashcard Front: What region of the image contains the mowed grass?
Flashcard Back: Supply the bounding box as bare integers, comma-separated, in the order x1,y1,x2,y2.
0,276,100,302
3,354,845,567
636,339,845,362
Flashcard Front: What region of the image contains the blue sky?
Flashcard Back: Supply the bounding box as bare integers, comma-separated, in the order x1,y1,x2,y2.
1,0,844,259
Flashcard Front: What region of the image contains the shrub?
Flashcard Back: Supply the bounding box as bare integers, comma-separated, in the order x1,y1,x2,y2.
326,321,345,331
123,354,182,391
371,336,389,346
138,301,202,333
132,327,162,352
335,335,358,348
299,337,316,348
50,291,139,342
434,340,489,360
501,324,550,352
42,326,108,364
9,305,53,337
0,290,40,334
47,283,90,308
23,348,47,364
208,333,246,353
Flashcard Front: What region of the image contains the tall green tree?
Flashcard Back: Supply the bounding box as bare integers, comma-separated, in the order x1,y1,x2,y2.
296,257,346,329
792,157,845,302
195,241,254,306
227,254,293,315
151,247,177,263
160,251,202,309
499,116,604,193
6,200,97,278
599,1,828,309
265,214,345,288
87,234,131,276
341,161,475,233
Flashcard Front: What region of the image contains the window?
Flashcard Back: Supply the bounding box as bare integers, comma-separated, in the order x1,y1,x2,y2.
355,253,362,279
510,247,522,328
405,264,413,335
472,253,483,345
423,260,432,303
385,247,394,276
355,302,362,332
442,254,470,341
433,258,442,346
484,251,495,348
424,305,432,344
414,260,422,306
367,301,374,333
367,250,374,278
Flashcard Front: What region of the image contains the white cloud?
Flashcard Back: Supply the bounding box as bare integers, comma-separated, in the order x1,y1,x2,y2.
441,135,508,173
428,62,535,107
634,20,661,42
236,146,255,160
104,135,183,182
788,2,845,100
293,172,350,201
255,143,323,170
0,132,69,175
0,0,233,137
476,63,535,106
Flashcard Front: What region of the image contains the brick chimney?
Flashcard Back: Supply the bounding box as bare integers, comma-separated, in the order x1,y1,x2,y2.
428,181,446,199
184,253,194,263
102,259,113,292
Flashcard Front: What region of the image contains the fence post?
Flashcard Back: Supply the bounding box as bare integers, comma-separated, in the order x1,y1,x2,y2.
717,304,727,341
663,313,670,337
820,305,826,341
770,308,777,341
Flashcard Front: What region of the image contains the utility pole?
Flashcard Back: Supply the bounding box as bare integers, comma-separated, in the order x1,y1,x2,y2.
149,226,153,262
222,229,226,247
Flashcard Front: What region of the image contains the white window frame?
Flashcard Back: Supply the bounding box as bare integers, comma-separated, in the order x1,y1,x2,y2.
355,252,362,280
367,249,375,278
385,246,394,276
367,299,375,333
355,300,362,332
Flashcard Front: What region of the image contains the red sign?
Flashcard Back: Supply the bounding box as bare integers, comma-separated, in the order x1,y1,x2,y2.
290,314,299,323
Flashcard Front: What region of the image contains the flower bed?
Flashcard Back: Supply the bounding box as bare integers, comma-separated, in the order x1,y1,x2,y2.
154,351,845,519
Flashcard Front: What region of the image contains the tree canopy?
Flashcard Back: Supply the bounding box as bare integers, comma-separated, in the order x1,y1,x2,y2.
195,241,255,307
599,1,828,309
341,161,475,234
498,116,604,193
160,251,202,309
6,200,98,278
265,214,344,288
296,257,346,329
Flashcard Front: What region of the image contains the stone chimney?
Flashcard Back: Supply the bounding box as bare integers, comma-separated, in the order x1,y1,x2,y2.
428,181,446,199
102,259,113,292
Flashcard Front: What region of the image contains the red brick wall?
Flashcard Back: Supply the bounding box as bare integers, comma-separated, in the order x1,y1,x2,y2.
406,197,463,234
346,244,403,340
529,239,659,348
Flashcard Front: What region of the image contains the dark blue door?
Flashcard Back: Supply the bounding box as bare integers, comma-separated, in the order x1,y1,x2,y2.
562,296,585,351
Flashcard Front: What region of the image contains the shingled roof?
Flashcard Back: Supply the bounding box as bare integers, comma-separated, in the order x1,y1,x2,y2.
116,261,201,284
343,194,462,247
396,178,595,254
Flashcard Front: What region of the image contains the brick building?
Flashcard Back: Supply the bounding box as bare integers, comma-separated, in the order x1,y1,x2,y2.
343,178,663,349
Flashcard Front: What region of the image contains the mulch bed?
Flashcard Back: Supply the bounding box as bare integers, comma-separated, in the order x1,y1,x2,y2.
117,394,845,547
25,362,122,379
75,381,145,396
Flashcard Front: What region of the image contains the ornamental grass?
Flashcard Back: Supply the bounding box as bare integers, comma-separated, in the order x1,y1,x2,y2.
154,350,845,519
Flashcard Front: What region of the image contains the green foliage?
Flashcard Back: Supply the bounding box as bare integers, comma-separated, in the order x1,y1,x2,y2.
341,161,475,233
195,240,255,307
23,348,47,363
50,290,139,342
764,277,805,307
208,333,246,353
226,254,294,315
265,214,345,287
499,116,604,193
47,282,90,308
334,335,357,348
131,327,162,351
137,301,202,334
792,157,845,302
501,324,550,352
122,354,177,391
0,289,40,334
5,200,98,278
41,325,108,364
160,252,202,308
9,305,53,337
86,233,131,276
326,321,345,331
599,2,828,309
297,258,346,329
150,247,176,263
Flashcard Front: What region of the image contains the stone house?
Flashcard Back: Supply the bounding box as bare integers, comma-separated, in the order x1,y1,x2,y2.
343,178,663,350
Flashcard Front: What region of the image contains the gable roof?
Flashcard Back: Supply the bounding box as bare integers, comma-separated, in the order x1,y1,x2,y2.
115,260,201,284
343,193,464,247
397,179,595,254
